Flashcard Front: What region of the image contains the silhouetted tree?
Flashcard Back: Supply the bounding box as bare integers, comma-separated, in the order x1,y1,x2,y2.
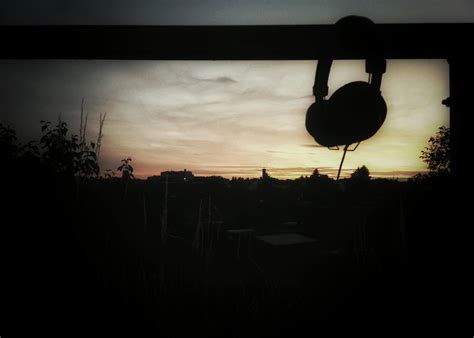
351,165,371,181
117,157,134,199
117,157,134,180
420,126,450,175
310,168,320,178
39,119,99,177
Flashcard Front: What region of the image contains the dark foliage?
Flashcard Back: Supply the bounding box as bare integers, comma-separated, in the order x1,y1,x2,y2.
420,126,450,175
350,165,371,181
117,157,135,180
39,119,99,177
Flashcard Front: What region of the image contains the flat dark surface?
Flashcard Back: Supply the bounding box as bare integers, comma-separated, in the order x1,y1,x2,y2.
1,24,474,60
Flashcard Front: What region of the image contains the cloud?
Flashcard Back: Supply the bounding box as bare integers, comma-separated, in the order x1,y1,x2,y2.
190,76,237,84
369,170,426,177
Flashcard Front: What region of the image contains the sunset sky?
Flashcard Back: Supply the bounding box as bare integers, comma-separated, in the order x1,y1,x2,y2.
0,59,449,179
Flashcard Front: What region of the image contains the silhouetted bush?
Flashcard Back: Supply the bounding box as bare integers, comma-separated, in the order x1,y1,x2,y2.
420,125,450,175
39,119,99,177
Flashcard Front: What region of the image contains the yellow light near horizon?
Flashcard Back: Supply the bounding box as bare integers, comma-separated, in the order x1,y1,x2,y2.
118,60,449,180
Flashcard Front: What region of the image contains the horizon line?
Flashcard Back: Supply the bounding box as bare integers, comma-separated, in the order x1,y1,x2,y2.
125,168,428,181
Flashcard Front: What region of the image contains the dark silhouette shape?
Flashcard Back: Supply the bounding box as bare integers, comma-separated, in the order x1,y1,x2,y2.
305,16,387,181
160,168,194,181
350,165,371,181
39,119,100,177
117,157,134,199
305,16,387,149
117,157,134,180
310,168,320,178
420,126,450,175
103,168,116,179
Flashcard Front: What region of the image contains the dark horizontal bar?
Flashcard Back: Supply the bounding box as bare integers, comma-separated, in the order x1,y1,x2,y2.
1,24,473,60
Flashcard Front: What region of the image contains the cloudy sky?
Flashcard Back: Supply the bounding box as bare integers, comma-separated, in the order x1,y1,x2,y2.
0,59,449,179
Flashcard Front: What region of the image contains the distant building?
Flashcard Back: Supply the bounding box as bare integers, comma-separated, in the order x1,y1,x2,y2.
262,168,270,179
147,169,194,182
161,169,194,182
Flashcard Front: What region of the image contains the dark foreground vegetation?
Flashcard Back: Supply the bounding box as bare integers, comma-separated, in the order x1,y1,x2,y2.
2,121,455,336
